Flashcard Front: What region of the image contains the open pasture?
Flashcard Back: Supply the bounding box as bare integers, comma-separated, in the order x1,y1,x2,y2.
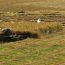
0,21,65,65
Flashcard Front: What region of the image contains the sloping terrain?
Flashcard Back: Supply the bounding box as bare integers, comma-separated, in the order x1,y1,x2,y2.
0,35,65,65
0,0,65,65
0,22,65,65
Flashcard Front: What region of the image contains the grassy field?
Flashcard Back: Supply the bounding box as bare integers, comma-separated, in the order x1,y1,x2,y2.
0,22,65,65
0,0,65,65
0,0,65,12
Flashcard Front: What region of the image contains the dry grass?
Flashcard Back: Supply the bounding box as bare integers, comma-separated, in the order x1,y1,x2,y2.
0,0,65,12
0,22,62,38
0,22,62,31
0,0,65,65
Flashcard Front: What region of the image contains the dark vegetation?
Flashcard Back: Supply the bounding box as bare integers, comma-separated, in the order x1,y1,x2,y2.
0,29,38,42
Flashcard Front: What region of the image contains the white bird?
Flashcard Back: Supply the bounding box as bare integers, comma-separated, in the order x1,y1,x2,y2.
37,18,41,23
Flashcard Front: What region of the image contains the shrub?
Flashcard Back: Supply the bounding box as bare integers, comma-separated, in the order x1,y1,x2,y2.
39,23,63,35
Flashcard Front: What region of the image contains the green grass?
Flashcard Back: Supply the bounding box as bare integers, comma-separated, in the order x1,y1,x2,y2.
0,22,65,65
0,37,65,65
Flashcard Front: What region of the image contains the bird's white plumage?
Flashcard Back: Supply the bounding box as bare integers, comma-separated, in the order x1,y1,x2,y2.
37,18,41,23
